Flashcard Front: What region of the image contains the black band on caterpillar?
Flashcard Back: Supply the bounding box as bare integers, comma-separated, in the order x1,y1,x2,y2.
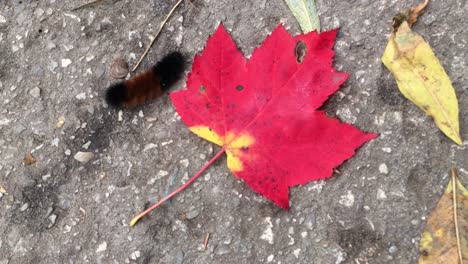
105,52,185,108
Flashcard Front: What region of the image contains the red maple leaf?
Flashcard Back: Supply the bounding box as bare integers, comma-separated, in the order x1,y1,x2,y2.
130,24,377,225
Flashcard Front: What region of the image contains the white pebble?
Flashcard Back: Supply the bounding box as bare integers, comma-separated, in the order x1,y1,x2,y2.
96,242,107,253
75,92,86,100
260,217,274,244
379,163,389,174
339,190,355,207
61,59,72,68
179,159,189,168
293,248,301,258
382,147,392,153
74,151,94,163
42,174,51,181
29,87,41,98
130,251,141,260
377,188,387,200
143,143,158,152
82,141,91,149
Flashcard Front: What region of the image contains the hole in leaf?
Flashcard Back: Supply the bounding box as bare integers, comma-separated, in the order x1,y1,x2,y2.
295,41,307,63
199,85,206,93
236,85,244,91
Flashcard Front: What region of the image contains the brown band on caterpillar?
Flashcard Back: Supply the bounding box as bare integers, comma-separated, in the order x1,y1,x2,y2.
105,52,185,108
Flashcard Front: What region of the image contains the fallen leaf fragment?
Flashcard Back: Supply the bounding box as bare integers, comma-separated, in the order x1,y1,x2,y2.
0,187,6,194
284,0,320,33
419,168,468,263
23,153,36,165
74,151,95,163
382,0,462,145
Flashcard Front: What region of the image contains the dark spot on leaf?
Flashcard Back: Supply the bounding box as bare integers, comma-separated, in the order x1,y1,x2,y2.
295,41,307,63
199,85,206,93
420,249,429,256
205,103,210,109
236,85,244,91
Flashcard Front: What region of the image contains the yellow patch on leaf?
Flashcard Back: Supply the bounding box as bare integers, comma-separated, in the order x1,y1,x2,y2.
382,21,462,145
189,126,255,172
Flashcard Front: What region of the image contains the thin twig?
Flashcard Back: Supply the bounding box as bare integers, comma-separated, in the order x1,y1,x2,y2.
131,0,184,73
451,168,463,264
203,233,210,250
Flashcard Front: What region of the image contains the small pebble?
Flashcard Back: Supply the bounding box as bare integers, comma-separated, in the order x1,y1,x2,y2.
377,188,387,200
74,152,95,163
82,141,91,149
110,58,129,79
42,174,51,181
382,147,392,153
56,116,65,128
61,59,72,68
96,242,107,253
339,191,355,207
175,250,184,264
63,225,72,233
130,251,141,260
143,143,158,152
389,245,398,254
215,245,231,255
29,87,41,98
20,203,29,211
267,255,274,263
379,163,389,174
75,93,86,100
48,214,57,227
186,210,199,220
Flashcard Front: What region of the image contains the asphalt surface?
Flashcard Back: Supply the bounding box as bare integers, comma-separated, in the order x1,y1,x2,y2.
0,0,467,263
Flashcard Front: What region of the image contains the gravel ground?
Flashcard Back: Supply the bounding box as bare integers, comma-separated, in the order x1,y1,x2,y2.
0,0,467,263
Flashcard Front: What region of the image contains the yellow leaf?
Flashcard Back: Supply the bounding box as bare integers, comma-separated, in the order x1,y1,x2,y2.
284,0,320,33
381,21,462,145
419,168,468,263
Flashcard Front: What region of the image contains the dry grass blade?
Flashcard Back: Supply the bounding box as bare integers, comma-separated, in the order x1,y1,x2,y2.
451,168,463,264
203,233,210,250
131,0,184,73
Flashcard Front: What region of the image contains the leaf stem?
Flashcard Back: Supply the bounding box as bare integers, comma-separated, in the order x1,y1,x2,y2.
129,148,225,226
